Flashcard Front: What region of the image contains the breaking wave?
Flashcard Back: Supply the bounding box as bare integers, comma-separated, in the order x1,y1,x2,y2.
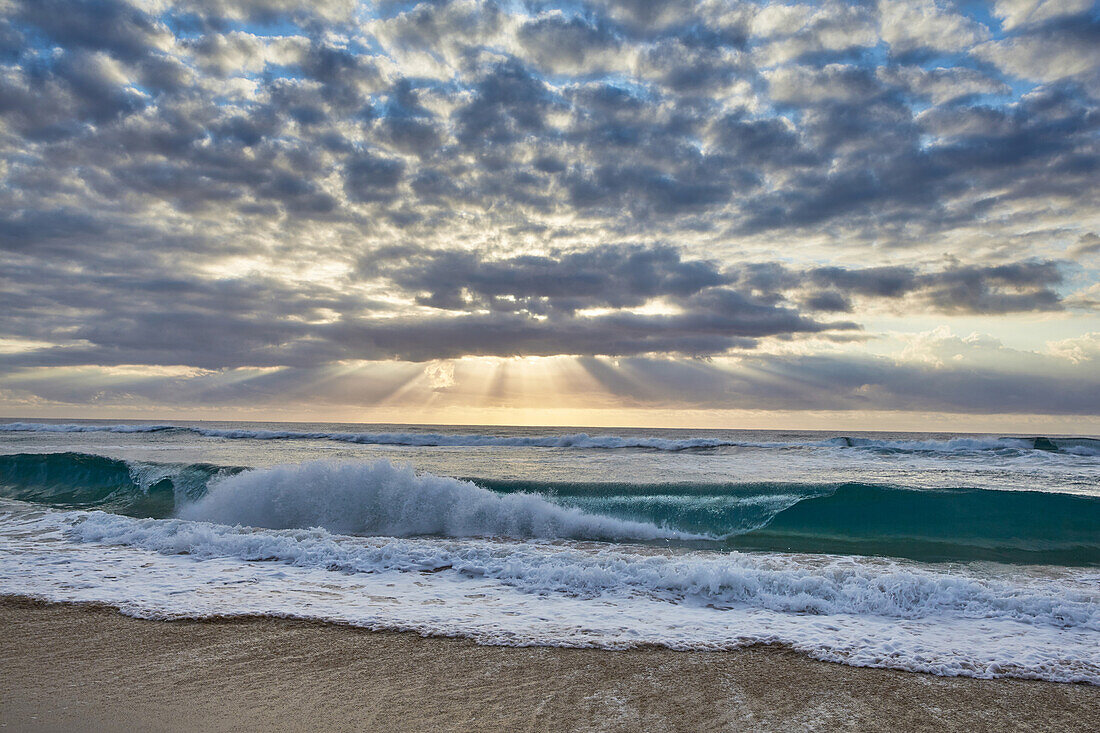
179,460,691,542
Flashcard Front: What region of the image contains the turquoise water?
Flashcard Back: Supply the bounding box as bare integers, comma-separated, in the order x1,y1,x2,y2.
2,441,1098,565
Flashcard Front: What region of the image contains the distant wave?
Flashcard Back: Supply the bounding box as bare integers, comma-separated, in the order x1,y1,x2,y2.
3,421,1099,455
3,452,1099,564
0,422,732,450
0,422,178,434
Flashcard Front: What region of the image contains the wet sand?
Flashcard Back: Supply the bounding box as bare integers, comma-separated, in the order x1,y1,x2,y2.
2,596,1098,732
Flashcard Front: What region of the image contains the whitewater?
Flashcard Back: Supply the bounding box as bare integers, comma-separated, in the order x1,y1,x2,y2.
1,419,1099,684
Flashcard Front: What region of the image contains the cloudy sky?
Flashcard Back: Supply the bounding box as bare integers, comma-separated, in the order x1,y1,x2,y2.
1,0,1099,430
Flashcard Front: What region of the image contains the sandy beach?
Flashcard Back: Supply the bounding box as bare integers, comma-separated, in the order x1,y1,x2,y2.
1,596,1097,732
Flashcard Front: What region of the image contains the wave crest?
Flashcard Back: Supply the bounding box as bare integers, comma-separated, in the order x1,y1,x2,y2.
180,459,694,542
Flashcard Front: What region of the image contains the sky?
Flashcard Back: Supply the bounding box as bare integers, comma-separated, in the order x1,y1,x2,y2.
1,0,1099,431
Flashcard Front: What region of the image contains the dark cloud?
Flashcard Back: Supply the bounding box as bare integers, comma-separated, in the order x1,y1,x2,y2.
517,12,621,74
366,244,1062,322
808,266,918,298
14,0,166,63
711,113,817,168
1,236,1069,372
370,244,730,313
454,60,559,147
785,261,1064,314
323,305,839,362
800,290,851,313
343,151,405,203
176,1,356,26
917,261,1064,314
0,295,847,366
0,208,111,252
0,242,866,367
0,51,147,141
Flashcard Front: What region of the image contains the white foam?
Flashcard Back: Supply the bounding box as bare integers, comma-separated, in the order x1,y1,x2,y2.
2,503,1097,684
180,459,696,541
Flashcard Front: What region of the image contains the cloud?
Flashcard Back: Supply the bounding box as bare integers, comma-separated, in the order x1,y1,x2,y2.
368,244,731,313
992,0,1093,31
973,14,1100,84
372,245,1071,317
179,1,357,24
1072,233,1100,258
879,66,1009,105
185,31,309,76
343,151,406,203
878,0,989,54
13,0,172,63
0,232,1071,371
753,2,879,66
914,261,1064,313
0,243,863,367
804,260,1066,314
516,11,625,76
3,1,1097,242
0,0,1097,418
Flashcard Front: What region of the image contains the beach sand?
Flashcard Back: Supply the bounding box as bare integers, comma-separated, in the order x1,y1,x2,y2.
2,596,1097,732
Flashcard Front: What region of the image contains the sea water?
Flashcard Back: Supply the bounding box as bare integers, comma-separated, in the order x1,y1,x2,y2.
1,420,1098,683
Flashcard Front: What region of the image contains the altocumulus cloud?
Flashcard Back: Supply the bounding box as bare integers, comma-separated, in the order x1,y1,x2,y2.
0,0,1098,416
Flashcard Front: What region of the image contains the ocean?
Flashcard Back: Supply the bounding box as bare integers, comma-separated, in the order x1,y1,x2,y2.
1,419,1098,684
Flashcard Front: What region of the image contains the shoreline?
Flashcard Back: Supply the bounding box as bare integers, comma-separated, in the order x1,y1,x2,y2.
2,596,1098,732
